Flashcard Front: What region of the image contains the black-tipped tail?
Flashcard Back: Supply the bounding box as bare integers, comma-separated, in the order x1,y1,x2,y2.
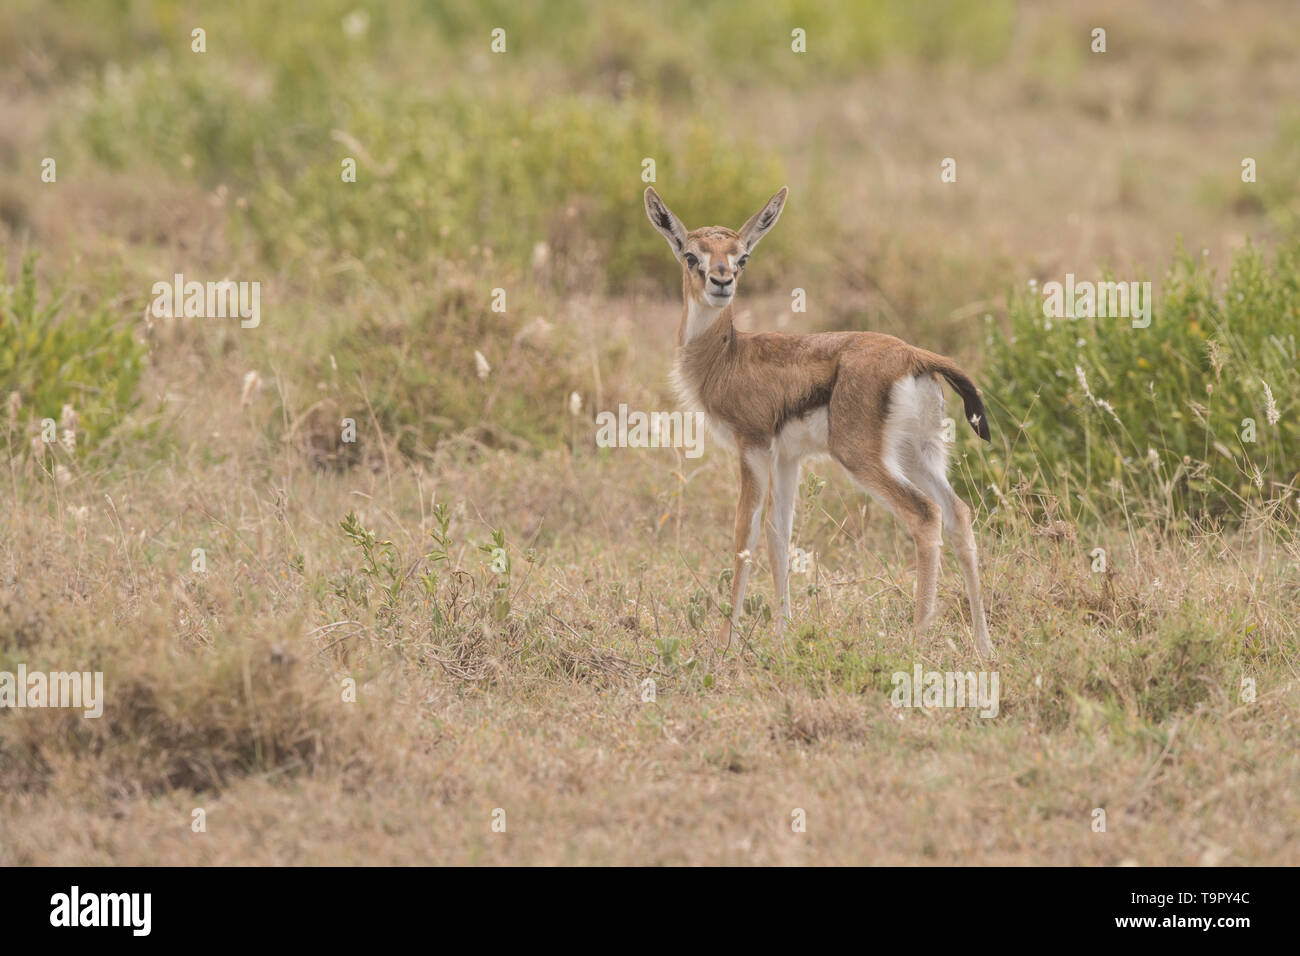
923,356,990,441
945,371,991,441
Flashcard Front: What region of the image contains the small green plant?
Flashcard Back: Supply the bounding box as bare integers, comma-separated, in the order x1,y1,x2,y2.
715,567,733,612
1,253,145,453
338,511,405,626
685,588,710,632
335,507,517,633
655,635,682,669
801,472,827,500
760,623,902,697
419,502,454,625
652,633,712,692
743,593,772,625
478,528,512,622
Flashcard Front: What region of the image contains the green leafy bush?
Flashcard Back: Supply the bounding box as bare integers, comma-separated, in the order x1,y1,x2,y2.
241,90,786,293
417,0,1014,91
966,241,1300,524
1,254,145,452
55,1,1013,297
21,0,1012,96
73,59,287,181
64,61,787,293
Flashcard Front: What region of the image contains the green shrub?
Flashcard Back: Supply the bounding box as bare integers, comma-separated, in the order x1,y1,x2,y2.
415,0,1015,92
24,0,1012,97
966,241,1300,524
54,1,1012,297
63,60,787,293
0,254,145,452
241,90,786,293
68,57,317,183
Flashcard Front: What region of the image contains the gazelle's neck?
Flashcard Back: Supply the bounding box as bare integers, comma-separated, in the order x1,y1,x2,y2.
678,296,732,347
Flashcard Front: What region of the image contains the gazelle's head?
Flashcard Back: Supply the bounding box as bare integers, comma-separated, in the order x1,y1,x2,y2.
644,186,787,309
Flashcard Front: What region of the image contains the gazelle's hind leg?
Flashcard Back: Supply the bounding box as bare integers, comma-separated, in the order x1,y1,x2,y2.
907,463,994,658
828,368,943,640
833,457,943,638
896,377,994,658
866,473,942,636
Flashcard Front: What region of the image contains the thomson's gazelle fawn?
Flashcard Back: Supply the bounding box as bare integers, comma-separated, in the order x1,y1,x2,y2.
644,185,993,658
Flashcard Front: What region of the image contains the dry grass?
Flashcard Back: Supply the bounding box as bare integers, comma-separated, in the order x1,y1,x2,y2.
1,424,1297,864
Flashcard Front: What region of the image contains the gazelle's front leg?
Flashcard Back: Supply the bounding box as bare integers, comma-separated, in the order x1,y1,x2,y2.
764,456,800,633
717,448,768,651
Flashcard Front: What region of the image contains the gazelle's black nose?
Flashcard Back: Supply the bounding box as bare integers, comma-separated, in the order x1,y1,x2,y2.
710,275,734,289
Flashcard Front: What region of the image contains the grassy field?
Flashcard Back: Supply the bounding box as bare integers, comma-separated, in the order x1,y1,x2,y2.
1,0,1298,865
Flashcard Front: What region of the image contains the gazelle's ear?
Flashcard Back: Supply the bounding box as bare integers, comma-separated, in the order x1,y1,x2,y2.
738,186,788,252
644,187,689,260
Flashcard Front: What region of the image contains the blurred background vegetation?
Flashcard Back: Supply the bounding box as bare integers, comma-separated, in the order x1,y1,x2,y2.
2,0,1298,525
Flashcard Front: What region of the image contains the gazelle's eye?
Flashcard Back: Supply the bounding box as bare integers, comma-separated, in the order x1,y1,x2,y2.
738,255,750,268
684,253,699,268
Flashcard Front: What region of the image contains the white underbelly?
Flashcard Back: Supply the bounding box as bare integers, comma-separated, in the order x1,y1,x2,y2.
775,407,831,461
672,360,831,462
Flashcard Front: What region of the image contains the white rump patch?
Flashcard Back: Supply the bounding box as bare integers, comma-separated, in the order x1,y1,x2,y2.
883,375,950,489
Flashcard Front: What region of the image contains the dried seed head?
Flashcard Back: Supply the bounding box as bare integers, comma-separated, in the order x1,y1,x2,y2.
1262,380,1280,426
241,370,263,407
